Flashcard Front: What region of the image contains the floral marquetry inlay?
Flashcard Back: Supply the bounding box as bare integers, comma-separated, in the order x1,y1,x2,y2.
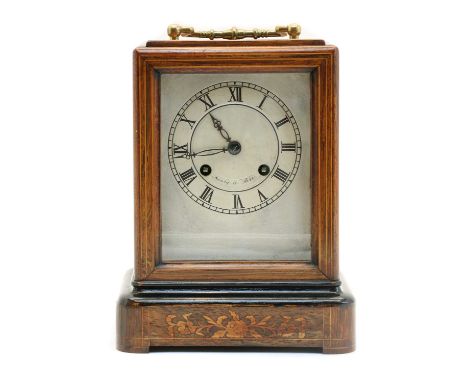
164,310,306,339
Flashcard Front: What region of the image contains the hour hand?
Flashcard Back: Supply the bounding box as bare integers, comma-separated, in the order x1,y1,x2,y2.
210,113,231,142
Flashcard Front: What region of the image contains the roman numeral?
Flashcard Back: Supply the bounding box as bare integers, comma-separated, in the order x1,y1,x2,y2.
272,167,289,183
228,86,242,102
198,94,216,110
281,142,296,152
233,194,244,209
275,116,289,128
173,143,188,158
180,114,196,129
179,167,197,186
257,190,267,202
200,186,214,203
258,95,267,109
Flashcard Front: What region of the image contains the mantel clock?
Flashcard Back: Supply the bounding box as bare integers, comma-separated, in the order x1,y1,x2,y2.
117,24,355,353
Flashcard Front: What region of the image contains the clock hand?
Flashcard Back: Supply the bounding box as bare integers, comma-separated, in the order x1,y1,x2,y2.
188,147,227,157
210,113,232,142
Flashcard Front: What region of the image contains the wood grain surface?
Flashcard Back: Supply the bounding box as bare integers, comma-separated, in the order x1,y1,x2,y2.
118,300,354,353
118,39,353,354
133,39,339,284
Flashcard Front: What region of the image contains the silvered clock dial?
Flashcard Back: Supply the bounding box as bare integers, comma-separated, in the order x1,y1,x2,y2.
161,72,311,261
168,81,302,214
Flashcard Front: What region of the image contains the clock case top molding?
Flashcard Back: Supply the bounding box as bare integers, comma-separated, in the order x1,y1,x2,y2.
133,39,340,290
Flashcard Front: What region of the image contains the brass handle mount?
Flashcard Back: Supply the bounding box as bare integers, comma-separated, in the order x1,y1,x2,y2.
167,24,301,40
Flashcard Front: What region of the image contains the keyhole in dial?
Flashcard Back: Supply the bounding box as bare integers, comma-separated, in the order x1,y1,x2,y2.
258,164,270,176
200,164,212,176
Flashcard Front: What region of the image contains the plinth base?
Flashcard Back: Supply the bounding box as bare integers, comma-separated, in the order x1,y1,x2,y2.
117,272,355,354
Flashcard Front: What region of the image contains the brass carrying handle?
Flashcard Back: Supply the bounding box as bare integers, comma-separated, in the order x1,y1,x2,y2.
167,24,301,40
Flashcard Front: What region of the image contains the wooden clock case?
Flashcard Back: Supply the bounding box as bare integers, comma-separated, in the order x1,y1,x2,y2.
117,38,355,354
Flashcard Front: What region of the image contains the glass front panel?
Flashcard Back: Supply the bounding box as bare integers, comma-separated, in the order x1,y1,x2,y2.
160,72,311,261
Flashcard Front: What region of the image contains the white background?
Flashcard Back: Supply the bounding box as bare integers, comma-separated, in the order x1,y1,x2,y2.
1,1,467,381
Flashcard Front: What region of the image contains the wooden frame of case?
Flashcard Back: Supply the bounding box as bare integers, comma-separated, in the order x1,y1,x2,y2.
133,40,338,283
118,39,354,354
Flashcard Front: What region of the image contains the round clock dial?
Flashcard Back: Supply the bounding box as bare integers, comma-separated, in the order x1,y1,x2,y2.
168,81,302,214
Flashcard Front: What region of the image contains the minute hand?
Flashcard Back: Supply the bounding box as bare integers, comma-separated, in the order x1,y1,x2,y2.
210,114,231,142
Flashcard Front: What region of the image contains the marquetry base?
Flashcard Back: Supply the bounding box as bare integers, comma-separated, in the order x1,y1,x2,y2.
117,273,355,354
